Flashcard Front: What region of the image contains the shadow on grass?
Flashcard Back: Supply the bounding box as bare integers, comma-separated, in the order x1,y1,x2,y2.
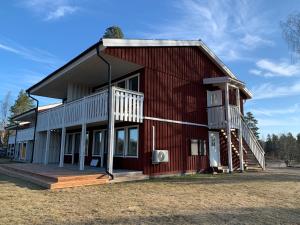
145,170,300,185
0,174,45,190
68,207,300,225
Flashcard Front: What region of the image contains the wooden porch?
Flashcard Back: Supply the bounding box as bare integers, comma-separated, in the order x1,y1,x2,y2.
0,163,147,189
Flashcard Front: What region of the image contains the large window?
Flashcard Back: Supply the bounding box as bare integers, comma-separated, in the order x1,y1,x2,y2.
114,126,139,158
127,127,138,156
64,132,89,156
115,129,125,156
93,131,102,156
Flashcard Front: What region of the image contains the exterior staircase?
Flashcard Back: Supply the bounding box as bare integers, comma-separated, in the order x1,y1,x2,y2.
219,127,264,171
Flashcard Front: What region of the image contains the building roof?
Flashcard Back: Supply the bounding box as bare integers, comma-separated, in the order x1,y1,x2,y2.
27,38,252,98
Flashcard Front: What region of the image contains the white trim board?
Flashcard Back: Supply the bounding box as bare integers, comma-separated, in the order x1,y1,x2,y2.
143,116,208,128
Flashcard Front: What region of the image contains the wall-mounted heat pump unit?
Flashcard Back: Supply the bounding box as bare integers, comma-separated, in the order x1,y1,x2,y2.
152,150,169,164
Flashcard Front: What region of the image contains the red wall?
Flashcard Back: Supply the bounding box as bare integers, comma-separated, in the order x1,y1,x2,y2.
103,46,242,175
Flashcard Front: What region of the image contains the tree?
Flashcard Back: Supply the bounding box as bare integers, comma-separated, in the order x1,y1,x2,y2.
244,112,260,139
0,91,11,147
281,12,300,58
103,26,124,39
8,90,35,125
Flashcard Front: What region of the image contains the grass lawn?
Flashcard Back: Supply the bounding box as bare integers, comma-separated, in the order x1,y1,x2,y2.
0,168,299,225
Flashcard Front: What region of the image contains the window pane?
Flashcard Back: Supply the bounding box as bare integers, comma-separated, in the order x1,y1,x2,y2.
85,132,89,156
117,81,126,89
65,134,73,154
93,131,102,156
74,133,81,154
115,129,125,156
127,127,138,156
129,76,139,91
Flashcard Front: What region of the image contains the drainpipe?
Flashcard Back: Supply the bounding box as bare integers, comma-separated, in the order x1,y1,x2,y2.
26,92,39,163
96,40,114,180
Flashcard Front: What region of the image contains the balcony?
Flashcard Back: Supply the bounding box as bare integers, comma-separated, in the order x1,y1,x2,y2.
8,127,35,144
36,87,144,132
207,105,241,129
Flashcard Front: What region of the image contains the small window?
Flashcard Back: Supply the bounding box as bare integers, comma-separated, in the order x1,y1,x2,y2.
199,140,207,156
115,129,125,156
128,76,139,91
127,127,138,157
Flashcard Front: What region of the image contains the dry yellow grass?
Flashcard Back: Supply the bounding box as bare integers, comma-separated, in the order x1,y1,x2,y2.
0,168,299,225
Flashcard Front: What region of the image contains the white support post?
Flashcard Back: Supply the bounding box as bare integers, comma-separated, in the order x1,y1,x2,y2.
59,127,66,167
225,83,233,172
59,105,66,168
79,124,86,171
107,86,115,175
44,130,50,165
79,97,87,171
236,88,244,171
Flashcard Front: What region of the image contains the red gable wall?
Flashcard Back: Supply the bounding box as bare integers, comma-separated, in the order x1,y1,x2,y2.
104,46,232,175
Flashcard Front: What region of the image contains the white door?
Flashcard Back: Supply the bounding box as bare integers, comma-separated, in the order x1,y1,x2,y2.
207,90,222,107
209,131,220,167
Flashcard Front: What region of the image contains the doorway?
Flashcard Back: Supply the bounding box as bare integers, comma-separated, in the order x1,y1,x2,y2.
209,131,220,167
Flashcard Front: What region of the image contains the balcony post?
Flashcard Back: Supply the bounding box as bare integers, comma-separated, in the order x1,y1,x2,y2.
59,127,66,167
225,83,233,172
107,86,115,175
236,88,244,171
79,97,87,171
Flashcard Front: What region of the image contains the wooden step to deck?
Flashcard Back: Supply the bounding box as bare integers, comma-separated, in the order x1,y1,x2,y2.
111,171,149,183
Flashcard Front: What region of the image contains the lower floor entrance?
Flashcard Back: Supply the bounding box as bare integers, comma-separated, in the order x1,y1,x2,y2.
209,131,220,167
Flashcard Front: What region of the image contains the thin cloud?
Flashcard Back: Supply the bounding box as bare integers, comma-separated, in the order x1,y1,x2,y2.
139,0,274,61
0,37,61,67
251,81,300,99
21,0,79,21
251,103,300,116
251,58,300,77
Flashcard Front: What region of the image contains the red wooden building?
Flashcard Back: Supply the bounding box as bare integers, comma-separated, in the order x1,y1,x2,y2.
8,39,265,179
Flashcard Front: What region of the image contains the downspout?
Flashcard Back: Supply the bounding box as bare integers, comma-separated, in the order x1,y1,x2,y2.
26,92,39,163
96,40,114,180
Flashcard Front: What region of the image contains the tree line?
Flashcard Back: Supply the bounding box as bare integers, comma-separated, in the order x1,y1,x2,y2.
262,133,300,164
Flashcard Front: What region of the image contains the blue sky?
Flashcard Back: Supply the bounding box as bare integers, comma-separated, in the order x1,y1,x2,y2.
0,0,299,137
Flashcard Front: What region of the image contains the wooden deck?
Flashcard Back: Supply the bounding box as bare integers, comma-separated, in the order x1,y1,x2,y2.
0,163,149,189
0,163,109,189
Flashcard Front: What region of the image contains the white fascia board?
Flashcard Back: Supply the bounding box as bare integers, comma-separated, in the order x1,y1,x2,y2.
102,38,202,47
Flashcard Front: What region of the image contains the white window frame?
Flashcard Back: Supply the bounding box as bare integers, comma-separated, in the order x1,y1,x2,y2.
92,129,106,157
114,125,139,158
64,132,89,156
95,73,140,93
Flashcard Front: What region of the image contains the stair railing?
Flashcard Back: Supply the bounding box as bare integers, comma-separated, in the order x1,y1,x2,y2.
240,114,265,169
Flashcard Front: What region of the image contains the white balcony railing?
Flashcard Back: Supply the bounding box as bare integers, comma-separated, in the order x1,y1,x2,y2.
207,105,240,129
8,127,35,144
36,87,144,132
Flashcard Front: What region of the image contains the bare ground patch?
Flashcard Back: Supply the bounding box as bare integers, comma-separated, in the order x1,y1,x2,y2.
0,169,299,225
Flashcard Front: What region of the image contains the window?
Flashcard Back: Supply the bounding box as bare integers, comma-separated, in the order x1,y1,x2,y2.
93,131,102,156
65,134,73,155
85,132,89,156
117,81,126,89
114,126,139,157
115,129,125,156
128,76,139,92
127,127,138,157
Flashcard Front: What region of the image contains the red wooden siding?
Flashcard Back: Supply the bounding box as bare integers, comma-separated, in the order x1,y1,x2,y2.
103,46,243,175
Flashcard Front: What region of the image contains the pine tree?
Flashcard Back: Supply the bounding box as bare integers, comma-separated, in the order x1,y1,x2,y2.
103,26,124,39
8,90,35,124
244,112,260,139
